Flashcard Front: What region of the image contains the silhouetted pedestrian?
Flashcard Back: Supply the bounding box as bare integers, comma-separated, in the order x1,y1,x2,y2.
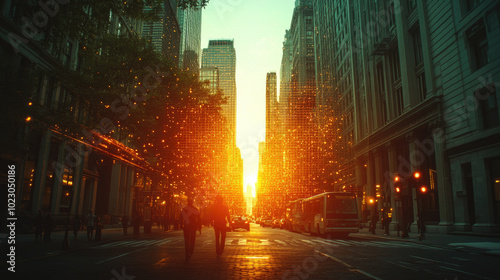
122,215,129,236
73,215,82,240
86,210,96,241
43,213,55,241
211,196,230,257
95,215,102,241
35,210,44,241
181,197,201,261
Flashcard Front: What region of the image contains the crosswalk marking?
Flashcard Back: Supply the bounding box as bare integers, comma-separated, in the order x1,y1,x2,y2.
93,237,441,250
93,239,169,249
274,240,287,246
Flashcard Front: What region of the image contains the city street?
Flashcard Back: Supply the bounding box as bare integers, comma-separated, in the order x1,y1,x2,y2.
7,223,499,280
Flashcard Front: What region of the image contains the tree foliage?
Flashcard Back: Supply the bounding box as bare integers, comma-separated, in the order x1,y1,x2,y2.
17,0,226,188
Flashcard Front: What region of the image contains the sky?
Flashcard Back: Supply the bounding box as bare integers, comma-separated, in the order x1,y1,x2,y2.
200,0,296,192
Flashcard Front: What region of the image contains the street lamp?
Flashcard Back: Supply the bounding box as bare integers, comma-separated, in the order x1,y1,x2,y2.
61,188,74,250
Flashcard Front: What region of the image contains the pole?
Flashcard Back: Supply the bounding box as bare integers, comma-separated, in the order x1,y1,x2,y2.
61,191,74,250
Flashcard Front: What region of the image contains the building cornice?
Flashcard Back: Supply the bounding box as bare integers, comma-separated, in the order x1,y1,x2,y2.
353,95,441,156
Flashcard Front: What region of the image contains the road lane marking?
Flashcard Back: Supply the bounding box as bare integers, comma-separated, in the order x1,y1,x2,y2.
315,250,383,280
328,240,352,246
130,240,161,247
154,240,171,246
451,256,471,261
300,239,316,245
96,241,134,248
238,239,247,245
273,240,287,246
410,255,459,267
347,240,367,246
438,266,496,280
311,239,339,246
95,248,146,264
386,260,419,271
314,251,352,268
368,241,403,248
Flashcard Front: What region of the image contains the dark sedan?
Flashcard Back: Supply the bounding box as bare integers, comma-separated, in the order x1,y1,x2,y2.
231,216,250,231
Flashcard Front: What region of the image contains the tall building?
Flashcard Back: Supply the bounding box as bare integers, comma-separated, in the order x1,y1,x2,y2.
286,0,319,199
142,0,181,64
313,0,356,193
259,72,286,217
279,30,293,191
323,0,500,234
266,72,279,142
201,40,237,144
177,6,202,73
199,67,220,94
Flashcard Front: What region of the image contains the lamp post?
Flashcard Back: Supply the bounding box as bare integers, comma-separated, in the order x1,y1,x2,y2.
61,189,74,250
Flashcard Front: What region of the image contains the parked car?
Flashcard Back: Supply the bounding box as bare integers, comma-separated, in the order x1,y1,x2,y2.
231,216,250,231
260,218,273,227
279,218,286,229
272,219,284,229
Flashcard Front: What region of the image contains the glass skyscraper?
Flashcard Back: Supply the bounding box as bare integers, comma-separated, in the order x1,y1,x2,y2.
177,6,202,73
201,40,237,144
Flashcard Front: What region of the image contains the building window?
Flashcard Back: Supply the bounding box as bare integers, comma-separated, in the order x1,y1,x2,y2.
412,28,423,66
394,87,404,117
467,20,489,71
462,0,485,14
416,71,427,101
390,48,401,81
388,2,396,29
408,0,417,14
376,63,387,125
477,86,499,129
412,28,426,101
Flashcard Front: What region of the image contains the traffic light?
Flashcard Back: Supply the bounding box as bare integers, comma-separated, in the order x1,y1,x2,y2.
419,186,427,194
394,175,402,199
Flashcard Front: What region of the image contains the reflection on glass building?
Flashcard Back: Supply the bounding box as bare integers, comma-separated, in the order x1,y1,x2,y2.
201,40,237,144
177,5,202,73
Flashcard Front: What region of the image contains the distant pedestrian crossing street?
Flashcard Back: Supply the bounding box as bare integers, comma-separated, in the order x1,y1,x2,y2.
92,237,441,250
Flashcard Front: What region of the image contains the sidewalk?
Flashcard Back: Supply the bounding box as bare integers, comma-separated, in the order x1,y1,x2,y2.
14,225,171,263
351,227,500,257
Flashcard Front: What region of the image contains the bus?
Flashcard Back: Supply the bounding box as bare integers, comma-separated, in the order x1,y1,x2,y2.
286,199,304,232
302,192,359,236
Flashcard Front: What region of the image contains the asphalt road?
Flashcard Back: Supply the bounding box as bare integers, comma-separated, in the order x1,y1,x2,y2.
5,223,499,280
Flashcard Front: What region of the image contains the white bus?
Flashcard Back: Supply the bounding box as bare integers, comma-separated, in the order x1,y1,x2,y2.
302,192,359,237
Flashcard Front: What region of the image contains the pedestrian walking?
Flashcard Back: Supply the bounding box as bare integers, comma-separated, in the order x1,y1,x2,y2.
35,210,44,241
181,197,201,261
86,210,96,241
73,215,82,240
94,215,102,241
211,196,230,257
43,213,55,241
122,215,129,236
